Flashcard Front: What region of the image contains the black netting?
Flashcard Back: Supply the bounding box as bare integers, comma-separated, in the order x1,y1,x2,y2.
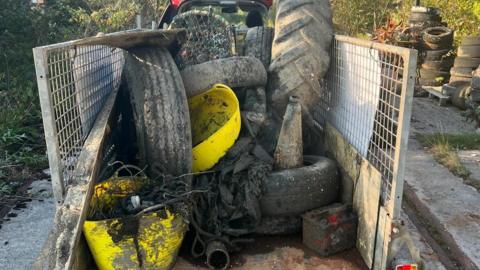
169,10,234,69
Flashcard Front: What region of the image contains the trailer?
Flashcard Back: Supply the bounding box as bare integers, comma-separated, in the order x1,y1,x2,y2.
32,29,418,269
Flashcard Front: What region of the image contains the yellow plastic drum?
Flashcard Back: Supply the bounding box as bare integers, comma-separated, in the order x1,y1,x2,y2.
189,84,241,172
83,177,187,270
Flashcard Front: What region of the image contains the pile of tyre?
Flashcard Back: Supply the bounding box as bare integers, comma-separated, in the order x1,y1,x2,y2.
450,36,480,83
124,0,338,247
418,26,454,86
407,6,443,31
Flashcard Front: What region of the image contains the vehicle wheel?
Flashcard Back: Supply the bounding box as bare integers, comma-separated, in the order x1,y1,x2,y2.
419,68,450,80
422,27,453,45
453,57,480,69
458,45,480,58
124,47,193,181
180,56,267,97
255,215,302,235
461,36,480,46
450,67,474,78
244,27,274,69
418,78,443,86
260,155,339,216
422,49,451,61
421,58,453,71
269,0,334,117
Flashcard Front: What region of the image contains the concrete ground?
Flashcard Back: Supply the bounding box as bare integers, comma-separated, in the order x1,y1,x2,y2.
0,180,55,269
404,98,480,270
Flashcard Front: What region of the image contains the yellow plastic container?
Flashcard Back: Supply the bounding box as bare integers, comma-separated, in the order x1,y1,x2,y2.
189,84,241,172
83,177,187,270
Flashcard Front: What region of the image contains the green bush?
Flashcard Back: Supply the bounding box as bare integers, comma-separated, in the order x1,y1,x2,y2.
332,0,480,43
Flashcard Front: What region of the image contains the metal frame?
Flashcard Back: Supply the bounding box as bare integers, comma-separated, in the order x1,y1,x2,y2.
319,35,417,269
33,40,124,203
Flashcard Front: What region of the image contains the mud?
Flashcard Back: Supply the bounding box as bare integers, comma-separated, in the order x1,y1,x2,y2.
174,234,368,270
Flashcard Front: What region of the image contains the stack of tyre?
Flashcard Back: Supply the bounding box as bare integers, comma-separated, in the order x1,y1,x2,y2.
450,36,480,83
408,6,443,34
418,26,454,86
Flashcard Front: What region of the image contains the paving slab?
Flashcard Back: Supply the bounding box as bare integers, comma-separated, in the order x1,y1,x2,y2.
404,147,480,270
0,180,55,270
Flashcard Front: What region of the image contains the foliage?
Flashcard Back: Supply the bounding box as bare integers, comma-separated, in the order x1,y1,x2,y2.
331,0,400,36
417,133,471,178
332,0,480,44
394,0,480,45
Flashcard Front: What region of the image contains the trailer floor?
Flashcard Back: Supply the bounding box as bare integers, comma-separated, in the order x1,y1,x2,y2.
174,235,368,270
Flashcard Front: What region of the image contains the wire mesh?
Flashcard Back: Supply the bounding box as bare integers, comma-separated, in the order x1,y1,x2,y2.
43,45,123,188
169,10,234,69
317,38,407,202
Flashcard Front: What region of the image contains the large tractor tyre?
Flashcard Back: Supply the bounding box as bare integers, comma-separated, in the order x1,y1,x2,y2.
268,0,334,117
124,47,193,181
244,27,274,69
180,57,267,97
259,156,339,216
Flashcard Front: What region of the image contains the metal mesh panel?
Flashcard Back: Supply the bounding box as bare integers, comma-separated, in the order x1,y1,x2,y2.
36,44,123,199
317,37,408,202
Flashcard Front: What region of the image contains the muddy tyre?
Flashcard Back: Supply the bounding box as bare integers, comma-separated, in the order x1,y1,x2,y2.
244,27,274,69
260,156,339,216
124,47,192,180
269,0,334,117
180,57,267,97
422,49,451,61
421,58,453,71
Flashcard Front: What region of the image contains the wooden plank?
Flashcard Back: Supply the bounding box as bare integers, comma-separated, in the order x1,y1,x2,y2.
353,161,382,269
33,87,119,270
72,29,186,49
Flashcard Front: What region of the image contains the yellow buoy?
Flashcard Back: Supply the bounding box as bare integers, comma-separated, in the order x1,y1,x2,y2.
189,84,241,172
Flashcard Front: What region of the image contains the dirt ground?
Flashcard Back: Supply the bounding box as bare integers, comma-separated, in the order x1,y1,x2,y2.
410,98,477,134
174,235,368,270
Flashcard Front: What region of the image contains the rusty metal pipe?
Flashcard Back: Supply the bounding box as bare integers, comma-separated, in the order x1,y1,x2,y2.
206,241,230,270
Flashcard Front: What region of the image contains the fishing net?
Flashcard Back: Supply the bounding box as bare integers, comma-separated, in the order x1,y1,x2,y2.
169,9,235,69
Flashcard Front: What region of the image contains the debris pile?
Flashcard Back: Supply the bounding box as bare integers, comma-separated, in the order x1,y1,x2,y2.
81,1,354,269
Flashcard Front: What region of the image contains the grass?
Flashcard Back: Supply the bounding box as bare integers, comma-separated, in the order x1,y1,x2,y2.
417,133,480,189
0,86,48,196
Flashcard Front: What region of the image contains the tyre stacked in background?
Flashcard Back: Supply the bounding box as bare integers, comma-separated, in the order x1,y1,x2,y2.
408,6,443,31
450,36,480,83
418,26,454,87
469,66,480,103
405,6,455,92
